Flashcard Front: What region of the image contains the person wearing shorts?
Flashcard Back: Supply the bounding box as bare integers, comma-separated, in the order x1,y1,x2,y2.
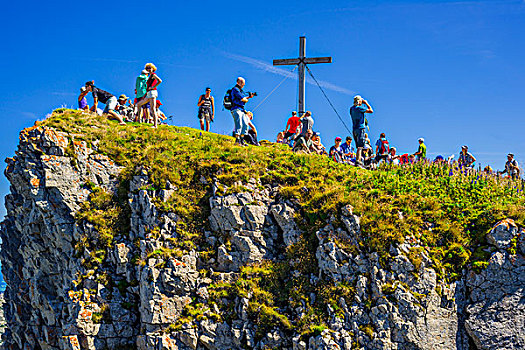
283,111,300,140
197,87,214,132
84,81,125,125
135,63,162,128
350,95,373,166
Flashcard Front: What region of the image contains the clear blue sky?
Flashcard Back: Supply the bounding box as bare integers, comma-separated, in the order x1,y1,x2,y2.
1,0,525,217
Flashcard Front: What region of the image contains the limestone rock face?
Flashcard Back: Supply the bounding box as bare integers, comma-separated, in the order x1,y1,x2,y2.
0,124,524,350
465,220,525,350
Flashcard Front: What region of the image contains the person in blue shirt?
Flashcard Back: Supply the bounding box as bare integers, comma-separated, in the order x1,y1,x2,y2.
375,133,390,163
349,95,373,166
230,77,256,145
340,136,355,163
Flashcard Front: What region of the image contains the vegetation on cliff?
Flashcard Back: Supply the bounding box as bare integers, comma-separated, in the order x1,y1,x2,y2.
40,109,525,337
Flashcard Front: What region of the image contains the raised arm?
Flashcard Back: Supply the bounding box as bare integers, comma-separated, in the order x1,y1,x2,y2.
363,99,373,113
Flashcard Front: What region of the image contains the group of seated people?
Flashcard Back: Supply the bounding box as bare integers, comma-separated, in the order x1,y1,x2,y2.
274,111,515,175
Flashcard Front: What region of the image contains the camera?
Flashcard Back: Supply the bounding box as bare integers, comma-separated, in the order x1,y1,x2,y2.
247,92,258,97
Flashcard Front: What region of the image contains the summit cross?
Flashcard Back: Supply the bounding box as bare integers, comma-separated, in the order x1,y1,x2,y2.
273,36,332,115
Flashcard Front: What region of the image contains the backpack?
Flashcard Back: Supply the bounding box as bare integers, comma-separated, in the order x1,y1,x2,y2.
379,139,389,155
223,88,234,110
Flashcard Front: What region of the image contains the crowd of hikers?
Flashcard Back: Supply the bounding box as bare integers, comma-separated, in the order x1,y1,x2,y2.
77,66,521,179
78,63,166,128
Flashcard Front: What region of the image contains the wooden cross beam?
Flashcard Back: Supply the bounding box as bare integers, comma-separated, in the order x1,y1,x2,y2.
273,36,332,114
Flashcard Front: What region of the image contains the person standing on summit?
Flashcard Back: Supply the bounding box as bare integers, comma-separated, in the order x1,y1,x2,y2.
197,87,214,132
230,77,256,145
350,95,373,166
135,63,162,128
134,69,149,122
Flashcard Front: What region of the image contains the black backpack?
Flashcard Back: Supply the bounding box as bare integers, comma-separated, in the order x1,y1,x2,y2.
223,87,235,110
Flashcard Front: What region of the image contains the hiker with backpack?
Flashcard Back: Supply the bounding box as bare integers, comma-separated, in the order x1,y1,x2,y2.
499,153,520,179
458,145,476,170
375,133,390,163
350,95,374,167
198,87,214,132
85,81,126,125
225,77,256,145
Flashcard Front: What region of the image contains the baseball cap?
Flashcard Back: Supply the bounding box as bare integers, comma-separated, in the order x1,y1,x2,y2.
335,137,342,141
418,138,425,142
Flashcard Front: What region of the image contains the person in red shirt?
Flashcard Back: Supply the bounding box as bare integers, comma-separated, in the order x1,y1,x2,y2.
283,111,301,141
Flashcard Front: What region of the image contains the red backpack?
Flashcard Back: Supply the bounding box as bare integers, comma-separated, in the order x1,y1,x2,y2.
379,138,389,155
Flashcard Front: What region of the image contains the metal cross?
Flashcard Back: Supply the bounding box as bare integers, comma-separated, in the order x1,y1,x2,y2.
273,36,332,115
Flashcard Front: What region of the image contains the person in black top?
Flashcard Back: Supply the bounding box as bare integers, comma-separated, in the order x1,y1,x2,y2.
197,87,215,132
85,81,125,125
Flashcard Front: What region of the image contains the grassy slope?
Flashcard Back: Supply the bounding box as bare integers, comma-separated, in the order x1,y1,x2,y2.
39,109,525,337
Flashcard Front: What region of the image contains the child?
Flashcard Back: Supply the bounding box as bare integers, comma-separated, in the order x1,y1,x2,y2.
78,86,89,110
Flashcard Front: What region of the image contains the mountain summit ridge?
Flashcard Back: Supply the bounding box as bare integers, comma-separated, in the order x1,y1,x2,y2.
0,109,524,349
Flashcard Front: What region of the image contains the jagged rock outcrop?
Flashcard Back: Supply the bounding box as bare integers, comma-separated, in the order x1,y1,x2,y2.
0,124,524,349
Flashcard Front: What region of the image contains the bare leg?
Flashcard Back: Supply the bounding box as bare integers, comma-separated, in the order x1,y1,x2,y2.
206,119,210,132
200,119,205,131
356,148,363,164
107,110,126,125
149,97,158,128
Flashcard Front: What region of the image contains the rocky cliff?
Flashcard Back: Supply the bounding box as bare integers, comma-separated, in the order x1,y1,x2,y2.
0,110,524,350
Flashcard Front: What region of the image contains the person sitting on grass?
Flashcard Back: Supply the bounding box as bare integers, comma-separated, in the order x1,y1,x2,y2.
458,145,476,170
293,129,313,154
115,94,135,121
85,81,126,125
388,147,400,165
310,132,327,155
276,132,286,144
375,132,390,163
243,111,259,146
340,136,355,162
78,86,89,111
329,137,345,163
413,138,427,162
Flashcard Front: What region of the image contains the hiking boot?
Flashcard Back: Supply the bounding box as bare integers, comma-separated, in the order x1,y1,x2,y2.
235,137,245,146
